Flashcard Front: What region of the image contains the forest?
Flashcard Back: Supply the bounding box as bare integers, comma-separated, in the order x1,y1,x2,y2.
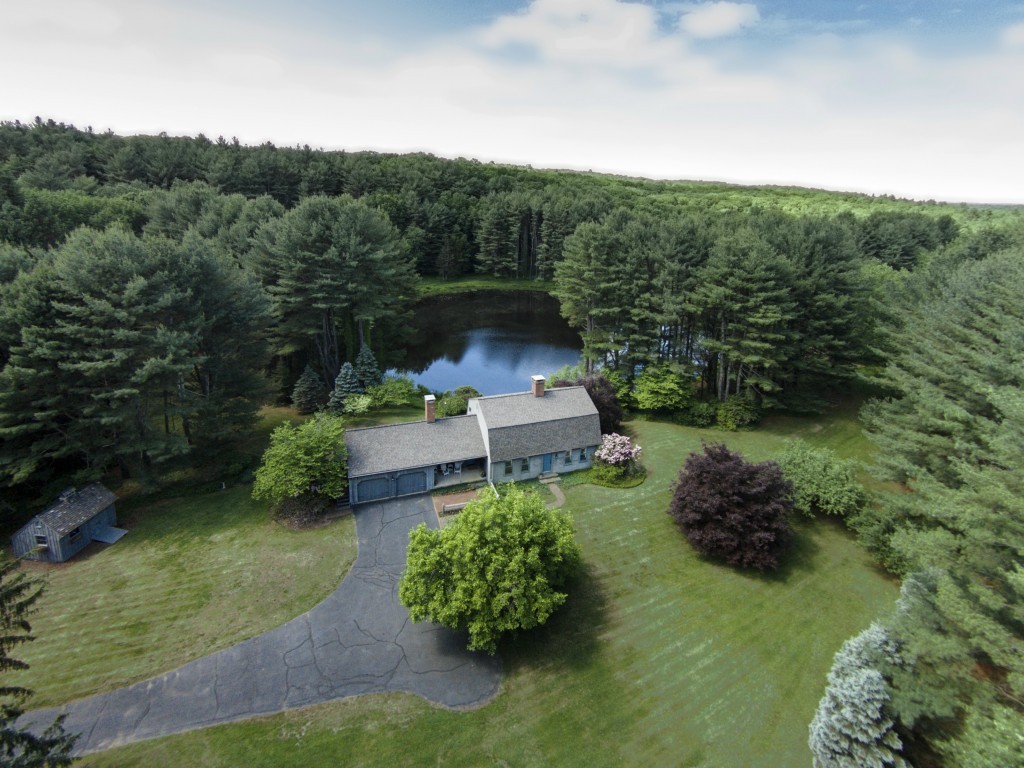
1,117,1023,766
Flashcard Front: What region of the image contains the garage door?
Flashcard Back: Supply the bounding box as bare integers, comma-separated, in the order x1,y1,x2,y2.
396,471,427,496
357,476,391,502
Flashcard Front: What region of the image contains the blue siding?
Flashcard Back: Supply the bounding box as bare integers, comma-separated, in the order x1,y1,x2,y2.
490,445,598,483
10,504,116,563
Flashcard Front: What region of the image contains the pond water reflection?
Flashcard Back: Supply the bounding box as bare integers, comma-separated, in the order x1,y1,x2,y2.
394,290,583,395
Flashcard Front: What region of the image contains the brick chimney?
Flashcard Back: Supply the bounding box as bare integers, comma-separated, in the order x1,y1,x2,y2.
531,375,545,398
424,394,436,423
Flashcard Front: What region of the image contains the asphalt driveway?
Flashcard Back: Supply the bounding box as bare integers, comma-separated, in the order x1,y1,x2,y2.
25,494,501,755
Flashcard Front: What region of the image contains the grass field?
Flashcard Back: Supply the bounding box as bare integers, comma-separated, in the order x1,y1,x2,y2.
12,405,360,708
418,276,554,297
77,413,897,768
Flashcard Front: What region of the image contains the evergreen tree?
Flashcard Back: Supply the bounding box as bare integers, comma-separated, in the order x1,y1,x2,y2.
0,228,269,486
687,229,796,403
354,346,383,391
291,365,324,414
0,555,77,765
808,624,907,768
325,362,361,414
252,195,415,387
858,250,1024,758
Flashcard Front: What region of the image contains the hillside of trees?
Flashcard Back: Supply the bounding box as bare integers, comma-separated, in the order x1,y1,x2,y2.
1,118,1023,765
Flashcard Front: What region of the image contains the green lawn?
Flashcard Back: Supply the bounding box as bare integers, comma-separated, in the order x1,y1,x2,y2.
15,487,355,708
80,416,896,768
418,276,554,297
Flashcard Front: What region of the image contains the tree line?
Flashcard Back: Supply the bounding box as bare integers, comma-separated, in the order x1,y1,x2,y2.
1,118,1021,507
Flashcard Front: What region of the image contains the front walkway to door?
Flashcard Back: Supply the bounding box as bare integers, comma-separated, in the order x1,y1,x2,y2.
24,495,502,756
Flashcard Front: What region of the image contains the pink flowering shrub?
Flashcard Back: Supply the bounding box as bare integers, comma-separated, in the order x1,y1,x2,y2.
595,433,642,467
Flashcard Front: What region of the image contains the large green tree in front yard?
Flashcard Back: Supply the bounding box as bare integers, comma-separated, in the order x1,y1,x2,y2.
252,414,348,507
399,485,581,653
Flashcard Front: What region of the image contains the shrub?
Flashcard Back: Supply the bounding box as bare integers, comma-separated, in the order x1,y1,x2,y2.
632,365,694,412
588,458,646,488
715,394,760,430
594,433,642,467
436,395,468,417
366,375,417,409
342,394,372,416
677,401,717,428
777,440,866,518
668,443,793,571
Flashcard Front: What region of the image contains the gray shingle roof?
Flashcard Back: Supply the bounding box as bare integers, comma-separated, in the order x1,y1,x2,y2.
471,386,598,427
37,483,117,536
346,415,487,478
473,387,601,461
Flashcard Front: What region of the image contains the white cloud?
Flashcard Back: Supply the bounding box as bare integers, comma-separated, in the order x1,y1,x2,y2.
0,0,1021,203
1002,21,1024,48
480,0,684,69
679,2,760,39
0,0,122,36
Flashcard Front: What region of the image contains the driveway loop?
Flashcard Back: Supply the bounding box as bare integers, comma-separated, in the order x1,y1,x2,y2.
24,495,501,755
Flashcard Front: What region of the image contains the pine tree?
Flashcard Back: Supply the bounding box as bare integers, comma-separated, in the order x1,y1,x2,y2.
325,362,361,414
354,346,382,390
0,555,77,765
291,365,324,414
858,250,1024,756
808,624,907,768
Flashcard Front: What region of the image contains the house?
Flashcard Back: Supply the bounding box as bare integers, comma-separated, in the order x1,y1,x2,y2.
10,483,126,563
345,375,601,504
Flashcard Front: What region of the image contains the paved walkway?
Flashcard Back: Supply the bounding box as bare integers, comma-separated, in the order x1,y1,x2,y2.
24,495,501,755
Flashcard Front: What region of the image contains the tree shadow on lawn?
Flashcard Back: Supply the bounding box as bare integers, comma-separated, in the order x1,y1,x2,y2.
498,560,610,673
728,517,823,586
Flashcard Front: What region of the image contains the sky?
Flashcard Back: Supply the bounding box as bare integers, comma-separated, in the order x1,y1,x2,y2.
1,0,1023,203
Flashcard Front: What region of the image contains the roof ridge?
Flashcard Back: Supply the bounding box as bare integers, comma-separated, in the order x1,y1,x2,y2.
471,385,583,402
344,413,478,433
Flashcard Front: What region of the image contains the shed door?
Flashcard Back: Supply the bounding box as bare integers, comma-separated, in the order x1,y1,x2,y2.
357,476,391,502
396,471,427,496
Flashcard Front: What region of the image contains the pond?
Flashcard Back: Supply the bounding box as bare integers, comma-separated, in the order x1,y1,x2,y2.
394,290,583,396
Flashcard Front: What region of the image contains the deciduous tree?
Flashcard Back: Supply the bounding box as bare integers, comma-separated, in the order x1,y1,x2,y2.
668,443,793,571
252,413,347,505
399,485,581,653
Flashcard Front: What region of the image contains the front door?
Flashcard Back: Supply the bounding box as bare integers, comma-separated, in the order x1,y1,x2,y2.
542,453,552,472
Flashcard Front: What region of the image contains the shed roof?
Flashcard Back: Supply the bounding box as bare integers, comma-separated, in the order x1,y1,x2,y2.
345,415,487,478
472,386,601,461
36,483,117,536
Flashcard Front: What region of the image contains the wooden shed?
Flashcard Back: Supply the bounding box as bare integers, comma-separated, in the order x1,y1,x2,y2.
10,483,124,563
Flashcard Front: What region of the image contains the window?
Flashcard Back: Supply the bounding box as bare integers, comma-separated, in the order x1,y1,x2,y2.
69,527,82,544
504,460,514,476
565,450,573,464
34,534,48,546
521,458,530,472
579,448,588,462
